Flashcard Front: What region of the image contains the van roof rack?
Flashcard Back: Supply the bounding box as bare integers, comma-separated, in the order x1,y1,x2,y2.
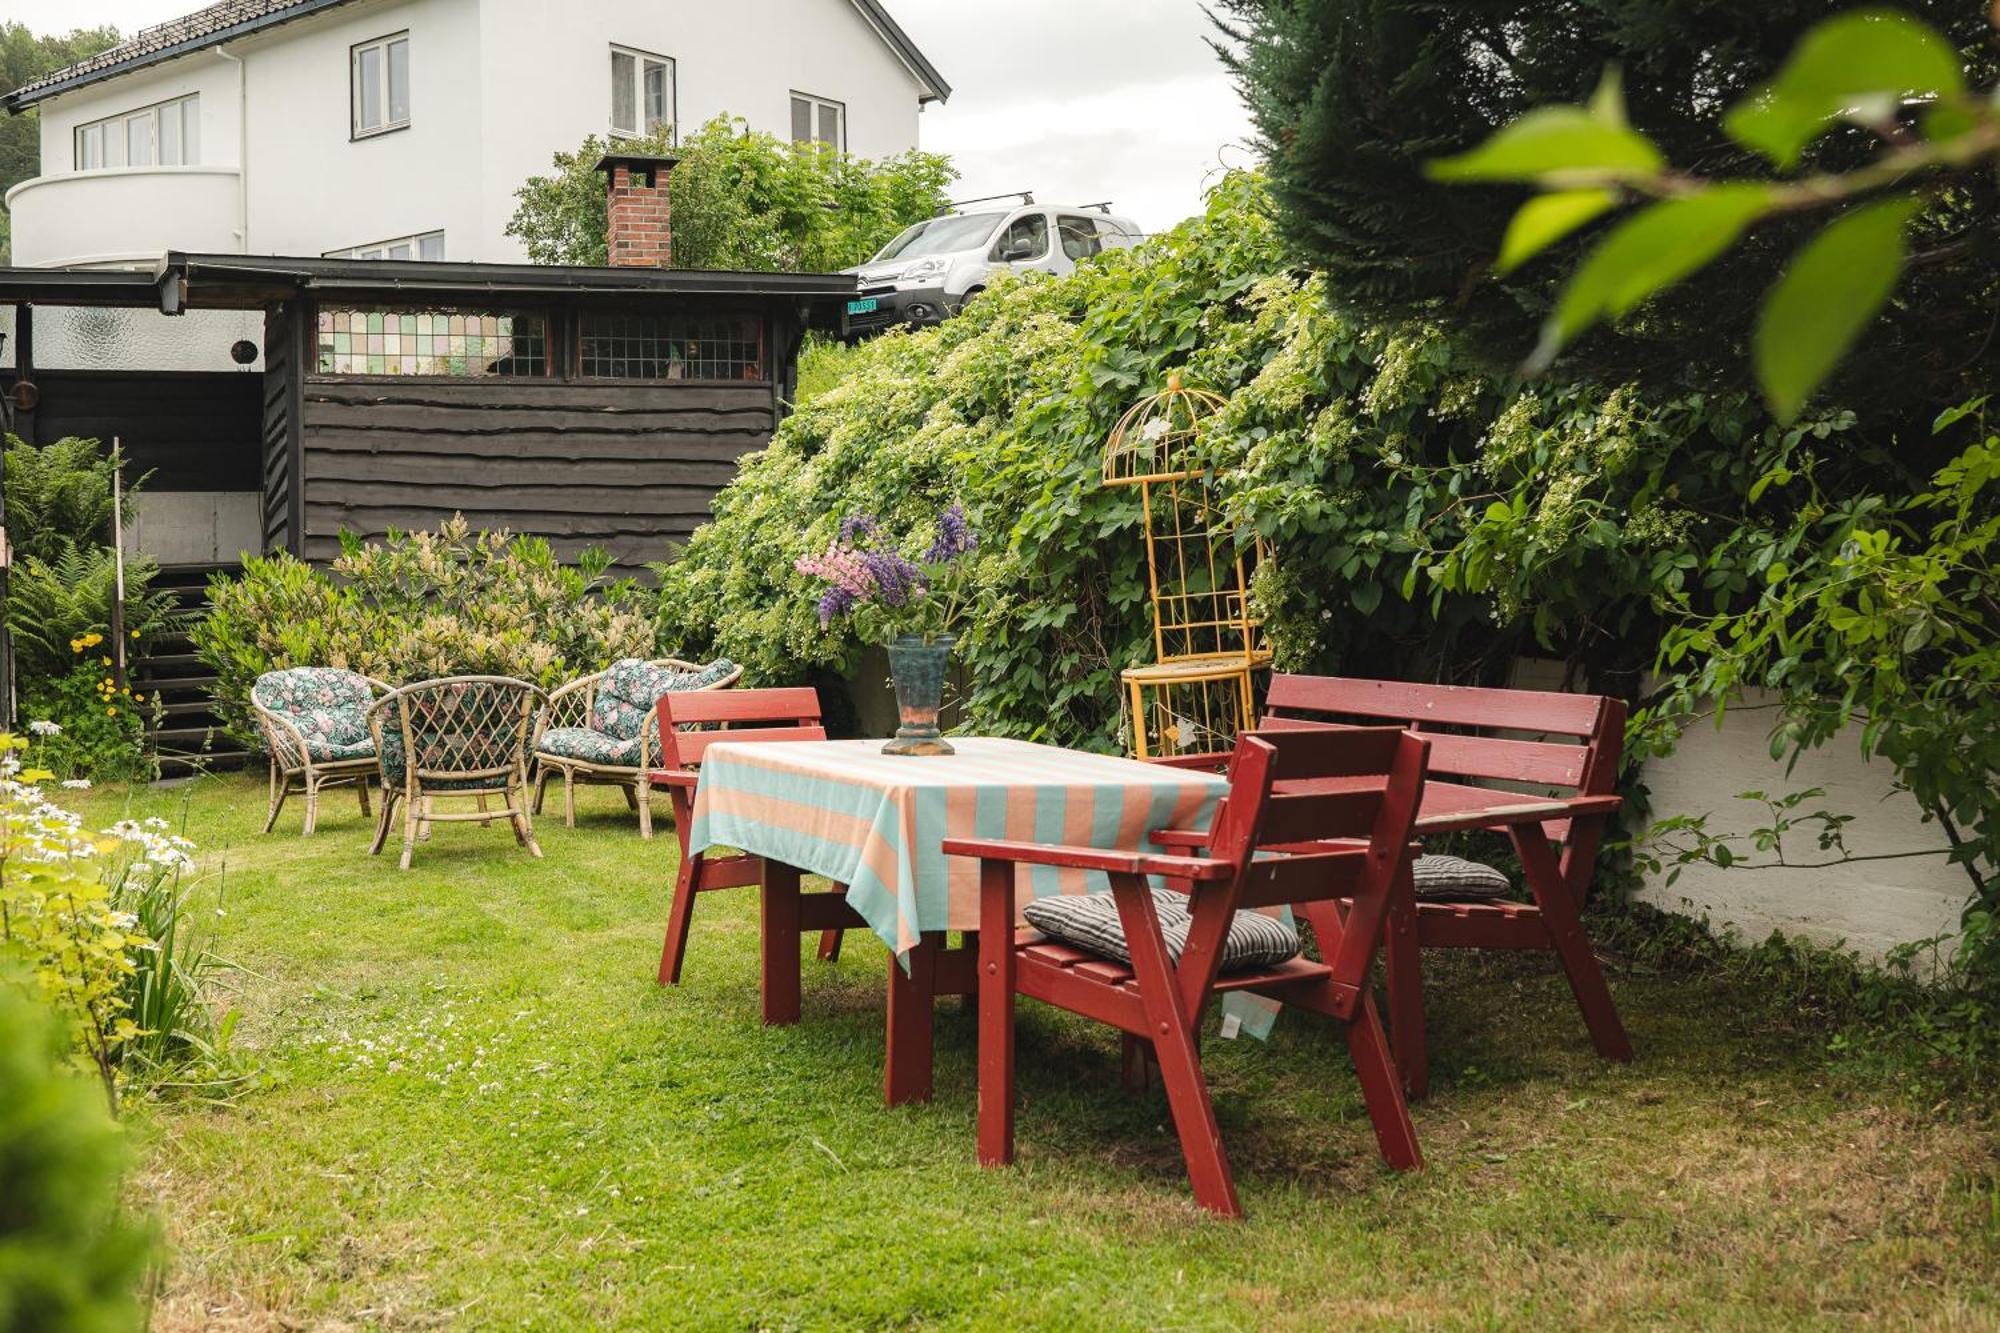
950,191,1034,210
1076,200,1114,214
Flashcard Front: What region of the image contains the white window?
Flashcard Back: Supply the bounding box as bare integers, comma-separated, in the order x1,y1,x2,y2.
352,32,411,137
326,231,445,261
76,95,200,170
789,92,844,149
610,46,674,138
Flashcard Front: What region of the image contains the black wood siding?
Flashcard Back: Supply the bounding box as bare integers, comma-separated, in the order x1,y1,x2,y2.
294,379,773,578
29,370,262,492
260,307,298,553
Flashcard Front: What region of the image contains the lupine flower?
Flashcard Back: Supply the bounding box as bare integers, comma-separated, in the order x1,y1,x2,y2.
925,502,976,563
861,549,927,608
839,513,880,542
816,586,858,627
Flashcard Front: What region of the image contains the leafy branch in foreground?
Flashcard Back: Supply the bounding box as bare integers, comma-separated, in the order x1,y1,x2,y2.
1431,8,2000,422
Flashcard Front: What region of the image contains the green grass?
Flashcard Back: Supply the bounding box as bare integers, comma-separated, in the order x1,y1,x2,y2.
76,774,2000,1330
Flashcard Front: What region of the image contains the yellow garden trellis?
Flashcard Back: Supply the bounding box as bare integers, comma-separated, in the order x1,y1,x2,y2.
1102,372,1268,759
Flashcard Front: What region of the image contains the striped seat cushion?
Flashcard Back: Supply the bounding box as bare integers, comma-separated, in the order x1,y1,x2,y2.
1022,888,1300,972
1411,854,1511,899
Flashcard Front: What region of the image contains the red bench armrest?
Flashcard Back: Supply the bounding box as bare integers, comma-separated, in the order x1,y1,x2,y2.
941,836,1234,881
1146,751,1232,773
645,768,700,788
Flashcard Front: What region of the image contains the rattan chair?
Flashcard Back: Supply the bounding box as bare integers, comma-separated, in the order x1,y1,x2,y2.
368,675,548,870
532,657,741,837
251,667,394,836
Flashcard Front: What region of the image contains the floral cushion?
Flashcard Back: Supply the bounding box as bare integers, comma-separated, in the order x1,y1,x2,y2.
376,682,534,793
589,658,737,741
536,727,641,767
255,668,377,765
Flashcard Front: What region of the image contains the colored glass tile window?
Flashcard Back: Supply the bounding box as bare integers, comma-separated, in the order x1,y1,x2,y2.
314,308,547,377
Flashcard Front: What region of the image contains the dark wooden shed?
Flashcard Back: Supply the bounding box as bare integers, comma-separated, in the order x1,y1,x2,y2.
0,253,855,579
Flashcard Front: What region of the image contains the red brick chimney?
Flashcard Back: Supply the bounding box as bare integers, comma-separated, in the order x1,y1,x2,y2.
594,152,679,268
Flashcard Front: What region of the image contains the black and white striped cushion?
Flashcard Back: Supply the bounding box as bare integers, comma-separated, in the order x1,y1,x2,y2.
1410,854,1511,900
1022,888,1300,972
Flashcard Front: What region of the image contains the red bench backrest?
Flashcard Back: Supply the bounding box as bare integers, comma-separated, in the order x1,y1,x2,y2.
1261,673,1625,798
656,686,826,770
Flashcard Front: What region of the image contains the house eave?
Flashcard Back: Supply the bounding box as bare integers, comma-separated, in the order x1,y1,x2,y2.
0,0,357,114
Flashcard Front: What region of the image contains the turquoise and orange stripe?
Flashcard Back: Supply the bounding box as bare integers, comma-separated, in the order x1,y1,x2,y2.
688,738,1227,960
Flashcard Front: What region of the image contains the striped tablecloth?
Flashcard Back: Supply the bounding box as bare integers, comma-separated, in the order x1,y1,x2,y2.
687,737,1229,960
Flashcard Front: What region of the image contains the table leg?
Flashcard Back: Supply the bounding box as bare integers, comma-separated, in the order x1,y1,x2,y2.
885,931,939,1105
977,859,1016,1166
760,861,802,1026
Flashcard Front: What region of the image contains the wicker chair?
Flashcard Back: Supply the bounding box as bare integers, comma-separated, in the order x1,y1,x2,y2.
532,657,741,838
251,667,393,836
368,676,548,870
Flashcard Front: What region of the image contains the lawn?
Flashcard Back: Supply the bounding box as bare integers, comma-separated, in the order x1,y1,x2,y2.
80,773,2000,1330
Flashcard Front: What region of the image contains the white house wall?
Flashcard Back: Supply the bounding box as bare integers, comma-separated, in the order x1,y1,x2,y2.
12,0,929,268
239,0,486,260
474,0,928,260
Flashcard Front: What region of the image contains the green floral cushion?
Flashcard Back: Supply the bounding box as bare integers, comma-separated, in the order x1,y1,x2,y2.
589,658,736,741
255,668,377,764
376,681,534,793
536,727,641,766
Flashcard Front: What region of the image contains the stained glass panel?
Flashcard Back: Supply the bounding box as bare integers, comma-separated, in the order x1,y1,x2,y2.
315,308,547,377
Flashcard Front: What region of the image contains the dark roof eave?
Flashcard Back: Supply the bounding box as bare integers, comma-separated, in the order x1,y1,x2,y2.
163,252,858,303
852,0,951,103
0,0,353,113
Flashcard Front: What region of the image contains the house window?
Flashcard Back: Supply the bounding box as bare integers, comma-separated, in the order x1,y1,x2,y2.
76,95,200,169
352,32,411,137
789,92,844,149
610,46,674,138
578,312,764,381
325,231,446,261
316,308,546,377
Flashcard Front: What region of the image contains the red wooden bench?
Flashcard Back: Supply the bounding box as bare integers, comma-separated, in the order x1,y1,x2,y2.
944,726,1430,1218
1250,673,1632,1098
650,687,865,1008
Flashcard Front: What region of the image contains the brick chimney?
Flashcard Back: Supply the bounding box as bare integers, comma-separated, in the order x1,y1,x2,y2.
594,152,679,268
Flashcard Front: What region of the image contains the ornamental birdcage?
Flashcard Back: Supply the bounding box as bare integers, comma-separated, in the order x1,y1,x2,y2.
1101,373,1271,759
1102,369,1228,486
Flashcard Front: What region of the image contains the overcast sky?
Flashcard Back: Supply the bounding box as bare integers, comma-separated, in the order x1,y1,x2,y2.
7,0,1256,232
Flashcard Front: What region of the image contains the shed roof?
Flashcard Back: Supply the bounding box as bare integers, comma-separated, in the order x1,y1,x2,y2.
0,253,858,314
2,0,949,111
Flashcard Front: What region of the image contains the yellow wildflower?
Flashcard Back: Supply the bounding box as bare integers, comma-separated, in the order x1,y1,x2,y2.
105,707,117,716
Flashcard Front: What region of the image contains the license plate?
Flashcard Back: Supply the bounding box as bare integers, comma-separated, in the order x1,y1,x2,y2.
847,297,879,315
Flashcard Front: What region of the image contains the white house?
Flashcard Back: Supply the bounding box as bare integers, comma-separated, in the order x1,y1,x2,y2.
1,0,949,269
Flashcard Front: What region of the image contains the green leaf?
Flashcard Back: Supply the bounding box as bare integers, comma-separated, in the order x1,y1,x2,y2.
1427,106,1664,185
1724,10,1965,169
1531,186,1771,372
1350,582,1384,616
1753,196,1920,424
1496,189,1619,274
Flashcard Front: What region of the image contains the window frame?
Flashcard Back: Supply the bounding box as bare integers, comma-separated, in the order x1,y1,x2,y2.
573,305,770,385
75,94,200,170
324,230,446,262
609,44,676,141
788,91,845,151
350,31,412,140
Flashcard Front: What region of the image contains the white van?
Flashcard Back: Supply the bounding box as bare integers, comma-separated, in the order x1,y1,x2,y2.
842,199,1144,334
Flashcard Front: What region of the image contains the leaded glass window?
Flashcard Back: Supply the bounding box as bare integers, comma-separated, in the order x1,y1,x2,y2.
315,309,547,377
578,313,763,381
